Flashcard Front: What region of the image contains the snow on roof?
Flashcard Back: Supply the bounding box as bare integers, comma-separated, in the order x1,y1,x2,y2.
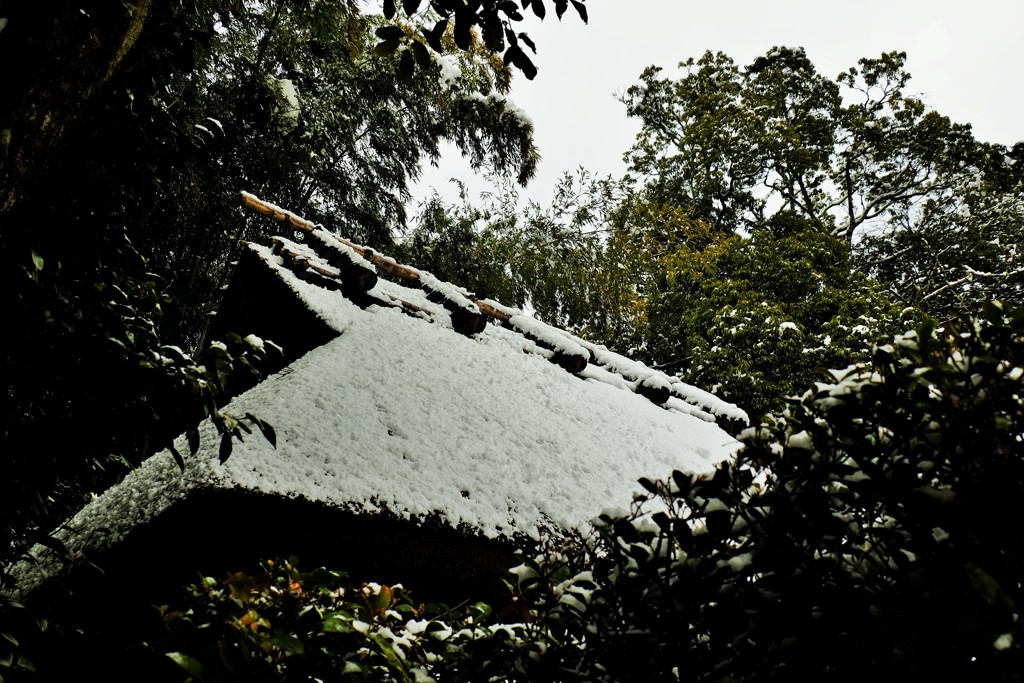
12,195,744,594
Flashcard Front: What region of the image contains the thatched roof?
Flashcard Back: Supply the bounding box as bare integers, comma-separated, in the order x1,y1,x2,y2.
11,193,745,601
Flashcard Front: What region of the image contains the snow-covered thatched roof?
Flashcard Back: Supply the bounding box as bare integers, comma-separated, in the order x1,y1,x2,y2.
12,194,745,596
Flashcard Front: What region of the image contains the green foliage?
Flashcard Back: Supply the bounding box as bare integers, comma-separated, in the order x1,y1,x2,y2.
190,4,538,244
0,594,41,679
0,0,547,582
399,171,638,342
162,559,425,681
90,1,541,348
0,2,565,676
0,227,281,677
402,178,910,421
157,557,530,683
480,302,1024,681
621,47,1013,248
402,46,1020,419
643,210,916,418
405,46,1019,418
0,228,282,574
398,189,522,306
5,13,1021,681
376,0,589,81
856,142,1024,320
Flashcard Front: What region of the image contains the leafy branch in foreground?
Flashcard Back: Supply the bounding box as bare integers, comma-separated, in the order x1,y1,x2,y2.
498,301,1024,681
376,0,589,81
158,557,522,683
0,233,282,581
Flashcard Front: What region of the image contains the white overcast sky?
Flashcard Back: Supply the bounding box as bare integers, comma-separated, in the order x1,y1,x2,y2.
412,0,1023,211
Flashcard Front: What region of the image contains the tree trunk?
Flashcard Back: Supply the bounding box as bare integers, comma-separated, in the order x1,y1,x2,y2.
0,0,158,216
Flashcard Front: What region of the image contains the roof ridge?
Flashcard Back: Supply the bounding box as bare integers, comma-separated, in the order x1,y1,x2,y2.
239,191,747,428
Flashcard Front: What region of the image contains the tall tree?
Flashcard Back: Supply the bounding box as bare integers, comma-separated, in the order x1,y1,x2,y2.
406,46,1024,415
134,2,540,340
856,142,1024,320
614,45,1024,412
638,209,913,418
399,170,640,343
621,48,1011,246
0,0,584,220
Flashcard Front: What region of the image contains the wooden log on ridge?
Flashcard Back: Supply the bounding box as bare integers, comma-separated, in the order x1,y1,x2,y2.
242,193,599,372
635,379,671,405
241,191,422,282
552,351,590,374
450,307,488,336
303,232,379,293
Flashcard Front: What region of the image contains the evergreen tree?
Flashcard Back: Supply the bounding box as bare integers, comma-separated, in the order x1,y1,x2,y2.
640,210,913,419
621,47,1018,250
857,143,1024,320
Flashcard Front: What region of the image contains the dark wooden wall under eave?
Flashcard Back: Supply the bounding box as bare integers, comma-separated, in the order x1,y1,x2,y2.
207,245,340,380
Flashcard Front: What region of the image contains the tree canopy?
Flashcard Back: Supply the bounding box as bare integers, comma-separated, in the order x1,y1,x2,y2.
406,46,1022,416
622,48,1020,247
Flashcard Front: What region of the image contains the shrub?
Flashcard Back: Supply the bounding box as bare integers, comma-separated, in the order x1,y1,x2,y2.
505,301,1024,681
158,557,542,683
